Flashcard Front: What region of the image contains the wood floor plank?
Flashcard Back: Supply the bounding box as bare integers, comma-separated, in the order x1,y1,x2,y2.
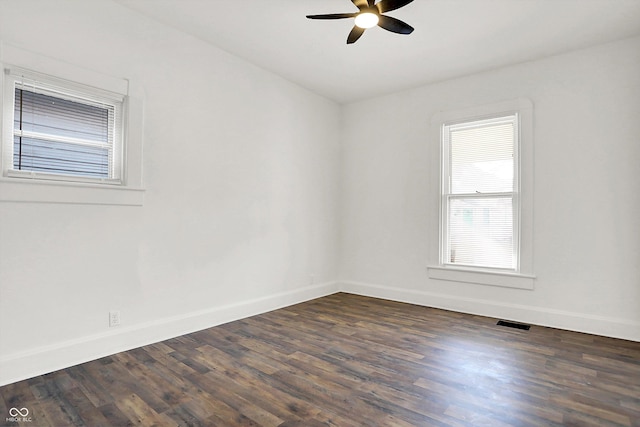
188,370,284,427
191,345,319,422
65,364,115,408
113,392,176,427
1,293,639,426
142,343,200,378
96,402,136,427
88,356,171,415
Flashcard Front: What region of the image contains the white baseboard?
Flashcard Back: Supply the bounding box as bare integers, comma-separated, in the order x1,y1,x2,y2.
339,280,640,342
0,281,338,386
3,279,638,386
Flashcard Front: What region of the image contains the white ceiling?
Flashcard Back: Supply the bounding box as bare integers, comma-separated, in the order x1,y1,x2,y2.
115,0,640,104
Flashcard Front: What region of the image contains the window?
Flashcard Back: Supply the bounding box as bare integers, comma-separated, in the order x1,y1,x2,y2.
428,98,534,289
442,114,518,271
3,67,124,184
1,45,143,205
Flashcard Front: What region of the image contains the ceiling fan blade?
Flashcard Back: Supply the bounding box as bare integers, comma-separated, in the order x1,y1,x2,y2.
347,26,366,44
351,0,369,9
376,0,415,14
306,13,356,20
377,15,414,34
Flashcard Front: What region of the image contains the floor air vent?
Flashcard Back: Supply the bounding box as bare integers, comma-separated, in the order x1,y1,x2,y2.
497,320,530,330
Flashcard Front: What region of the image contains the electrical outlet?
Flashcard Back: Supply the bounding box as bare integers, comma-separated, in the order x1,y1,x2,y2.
109,310,121,327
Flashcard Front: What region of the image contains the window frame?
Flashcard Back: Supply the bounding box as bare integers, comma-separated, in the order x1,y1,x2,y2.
441,113,520,272
0,44,144,206
428,98,535,290
4,66,125,185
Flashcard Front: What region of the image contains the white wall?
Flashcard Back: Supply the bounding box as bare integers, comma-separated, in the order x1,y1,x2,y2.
0,0,341,385
339,36,640,341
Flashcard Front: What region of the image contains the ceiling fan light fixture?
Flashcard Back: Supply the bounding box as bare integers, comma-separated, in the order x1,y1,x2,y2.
354,12,379,29
306,0,415,44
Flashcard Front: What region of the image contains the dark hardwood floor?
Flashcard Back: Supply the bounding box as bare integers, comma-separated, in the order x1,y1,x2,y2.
1,293,639,426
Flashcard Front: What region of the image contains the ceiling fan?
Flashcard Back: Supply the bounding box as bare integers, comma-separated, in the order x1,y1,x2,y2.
306,0,415,44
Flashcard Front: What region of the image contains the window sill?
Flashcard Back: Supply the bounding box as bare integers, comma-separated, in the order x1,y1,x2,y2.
427,265,535,290
0,178,144,206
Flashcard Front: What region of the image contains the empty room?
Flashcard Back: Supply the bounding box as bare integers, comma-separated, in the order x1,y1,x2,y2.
0,0,639,426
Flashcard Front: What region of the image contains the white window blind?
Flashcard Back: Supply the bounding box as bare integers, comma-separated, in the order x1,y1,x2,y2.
4,68,124,184
442,115,518,270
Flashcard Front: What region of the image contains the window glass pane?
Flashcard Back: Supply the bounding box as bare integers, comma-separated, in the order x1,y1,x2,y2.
448,197,514,269
450,121,514,194
14,88,110,143
13,135,110,178
13,87,114,179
